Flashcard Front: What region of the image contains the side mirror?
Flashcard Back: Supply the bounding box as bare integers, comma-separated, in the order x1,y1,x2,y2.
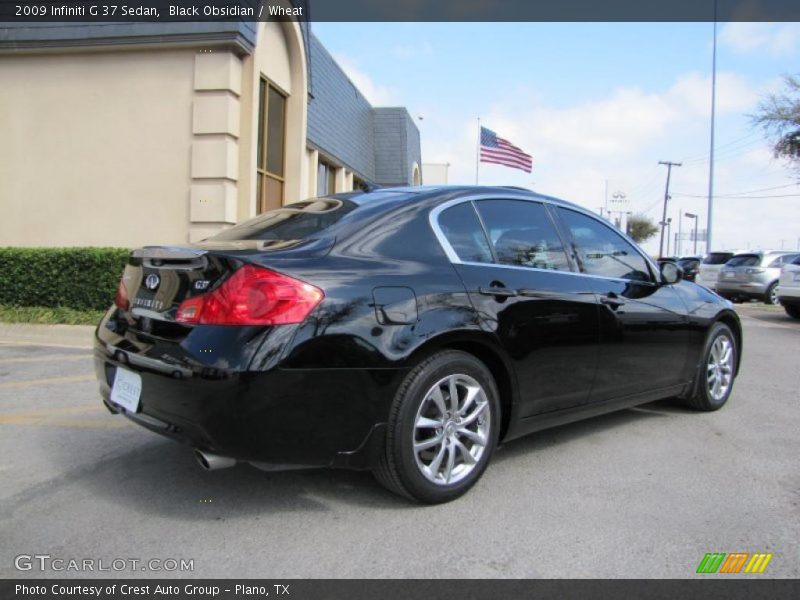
660,261,682,284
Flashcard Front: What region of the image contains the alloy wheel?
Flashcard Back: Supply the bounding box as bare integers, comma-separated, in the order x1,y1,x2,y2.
412,374,491,485
769,285,779,305
707,335,734,402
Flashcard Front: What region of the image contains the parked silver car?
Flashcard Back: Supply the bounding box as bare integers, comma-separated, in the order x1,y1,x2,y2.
716,251,800,305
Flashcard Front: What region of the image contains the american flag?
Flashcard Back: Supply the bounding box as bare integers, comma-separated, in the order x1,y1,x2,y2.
480,127,533,173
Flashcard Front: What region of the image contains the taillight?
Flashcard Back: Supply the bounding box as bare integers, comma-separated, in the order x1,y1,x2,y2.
114,278,129,311
176,264,323,326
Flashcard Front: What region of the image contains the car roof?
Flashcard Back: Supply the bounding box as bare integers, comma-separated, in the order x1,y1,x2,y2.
342,185,586,212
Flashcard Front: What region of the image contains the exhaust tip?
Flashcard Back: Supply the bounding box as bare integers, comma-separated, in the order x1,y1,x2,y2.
193,449,236,471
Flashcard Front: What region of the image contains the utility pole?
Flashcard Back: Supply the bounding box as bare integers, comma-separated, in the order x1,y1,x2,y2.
658,161,682,258
685,212,699,255
677,209,683,257
706,0,718,255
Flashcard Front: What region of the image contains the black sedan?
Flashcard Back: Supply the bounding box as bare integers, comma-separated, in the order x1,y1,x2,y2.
678,256,702,282
96,186,742,503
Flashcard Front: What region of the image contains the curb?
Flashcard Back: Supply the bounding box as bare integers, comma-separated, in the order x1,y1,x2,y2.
0,322,96,349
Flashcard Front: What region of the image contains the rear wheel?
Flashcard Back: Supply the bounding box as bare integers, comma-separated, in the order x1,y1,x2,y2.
684,322,737,411
764,282,779,305
373,350,500,503
784,304,800,319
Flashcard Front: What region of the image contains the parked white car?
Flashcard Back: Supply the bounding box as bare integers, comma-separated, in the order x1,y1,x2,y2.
777,255,800,319
697,251,735,290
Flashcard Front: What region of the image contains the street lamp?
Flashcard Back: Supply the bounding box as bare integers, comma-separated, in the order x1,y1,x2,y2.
685,212,699,255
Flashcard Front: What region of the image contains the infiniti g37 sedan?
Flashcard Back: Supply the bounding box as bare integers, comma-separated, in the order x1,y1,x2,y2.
95,186,742,503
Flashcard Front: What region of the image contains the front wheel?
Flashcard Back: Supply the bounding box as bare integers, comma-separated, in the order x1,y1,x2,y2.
683,322,738,411
373,350,500,503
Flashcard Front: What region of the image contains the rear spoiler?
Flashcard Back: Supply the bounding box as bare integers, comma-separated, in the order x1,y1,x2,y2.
132,246,208,260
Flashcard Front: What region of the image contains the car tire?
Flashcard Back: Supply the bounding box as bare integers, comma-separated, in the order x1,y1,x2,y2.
784,304,800,319
683,322,737,412
373,350,500,503
764,282,779,305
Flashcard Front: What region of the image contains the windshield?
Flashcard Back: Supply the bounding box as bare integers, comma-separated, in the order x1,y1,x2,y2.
726,254,761,267
702,252,733,265
209,198,357,241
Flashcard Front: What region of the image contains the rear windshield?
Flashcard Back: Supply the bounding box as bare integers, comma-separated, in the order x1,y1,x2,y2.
794,256,800,266
702,252,733,265
726,254,761,267
678,258,699,268
209,198,357,241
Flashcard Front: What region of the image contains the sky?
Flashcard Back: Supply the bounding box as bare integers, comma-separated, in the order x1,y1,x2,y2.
312,22,800,256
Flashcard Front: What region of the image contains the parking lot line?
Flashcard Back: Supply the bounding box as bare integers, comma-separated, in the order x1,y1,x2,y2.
0,341,92,350
0,374,95,390
0,403,125,429
737,313,799,331
0,353,91,364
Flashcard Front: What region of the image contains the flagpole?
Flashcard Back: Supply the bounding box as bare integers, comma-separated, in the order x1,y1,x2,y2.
475,117,481,185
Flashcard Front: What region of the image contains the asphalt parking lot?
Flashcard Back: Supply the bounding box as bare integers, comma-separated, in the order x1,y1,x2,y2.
1,303,798,579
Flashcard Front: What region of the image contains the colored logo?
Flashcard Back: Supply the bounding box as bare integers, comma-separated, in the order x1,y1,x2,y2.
696,552,773,574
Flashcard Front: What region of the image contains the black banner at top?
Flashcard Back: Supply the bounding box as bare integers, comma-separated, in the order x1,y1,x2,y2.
1,0,799,23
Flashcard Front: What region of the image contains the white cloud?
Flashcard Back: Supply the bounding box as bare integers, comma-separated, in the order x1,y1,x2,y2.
419,70,800,253
331,53,396,106
719,23,800,57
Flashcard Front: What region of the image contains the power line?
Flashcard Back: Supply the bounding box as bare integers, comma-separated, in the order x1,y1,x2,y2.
714,182,798,196
677,130,761,163
673,192,800,199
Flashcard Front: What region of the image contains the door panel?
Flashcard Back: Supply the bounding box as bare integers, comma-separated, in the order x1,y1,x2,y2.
554,206,690,402
455,264,600,416
589,278,689,400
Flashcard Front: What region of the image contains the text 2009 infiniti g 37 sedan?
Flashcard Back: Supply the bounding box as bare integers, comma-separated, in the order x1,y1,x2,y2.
95,186,741,503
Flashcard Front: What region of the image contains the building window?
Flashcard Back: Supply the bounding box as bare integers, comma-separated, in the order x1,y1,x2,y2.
257,78,287,213
316,159,337,197
353,176,369,192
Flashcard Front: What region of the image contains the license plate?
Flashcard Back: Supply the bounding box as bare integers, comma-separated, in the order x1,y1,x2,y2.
724,272,736,278
110,368,142,413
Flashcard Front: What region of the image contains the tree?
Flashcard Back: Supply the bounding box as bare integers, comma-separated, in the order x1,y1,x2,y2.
752,74,800,173
626,214,659,243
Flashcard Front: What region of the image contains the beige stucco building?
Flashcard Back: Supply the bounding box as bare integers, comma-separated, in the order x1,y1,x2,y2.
0,21,421,247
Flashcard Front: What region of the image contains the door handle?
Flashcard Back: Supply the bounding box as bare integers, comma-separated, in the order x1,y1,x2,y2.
600,294,626,308
479,286,518,298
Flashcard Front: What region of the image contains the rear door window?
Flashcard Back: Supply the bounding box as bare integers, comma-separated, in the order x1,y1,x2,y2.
474,199,571,271
769,254,799,268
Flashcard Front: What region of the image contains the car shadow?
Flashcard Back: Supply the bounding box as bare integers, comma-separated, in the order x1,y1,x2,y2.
30,431,406,518
30,398,694,517
494,397,689,463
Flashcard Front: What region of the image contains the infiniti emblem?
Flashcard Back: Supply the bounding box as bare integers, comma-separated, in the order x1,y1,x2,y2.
145,273,160,290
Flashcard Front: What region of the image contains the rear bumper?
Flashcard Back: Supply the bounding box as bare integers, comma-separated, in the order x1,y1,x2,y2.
95,330,402,471
778,291,800,307
777,284,800,303
716,281,769,297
